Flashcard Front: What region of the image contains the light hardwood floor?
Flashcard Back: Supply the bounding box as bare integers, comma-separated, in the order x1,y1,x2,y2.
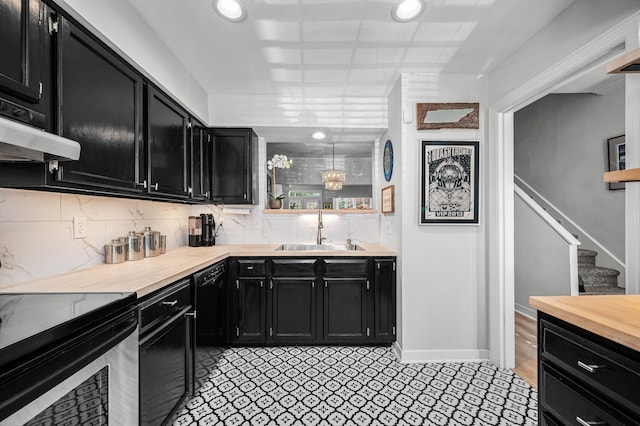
512,312,538,388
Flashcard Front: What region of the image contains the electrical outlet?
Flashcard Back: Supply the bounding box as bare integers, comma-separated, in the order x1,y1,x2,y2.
73,217,87,239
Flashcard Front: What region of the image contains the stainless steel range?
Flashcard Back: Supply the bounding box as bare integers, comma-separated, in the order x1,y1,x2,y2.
0,292,138,425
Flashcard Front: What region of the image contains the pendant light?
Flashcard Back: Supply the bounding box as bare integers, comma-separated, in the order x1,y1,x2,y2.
322,144,345,190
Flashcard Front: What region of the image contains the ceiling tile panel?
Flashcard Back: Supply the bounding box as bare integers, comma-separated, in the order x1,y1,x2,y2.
404,47,458,63
302,21,360,42
263,47,302,64
303,48,354,65
358,21,419,42
413,22,477,42
353,48,406,64
271,69,303,82
349,68,397,83
304,69,350,83
255,20,301,42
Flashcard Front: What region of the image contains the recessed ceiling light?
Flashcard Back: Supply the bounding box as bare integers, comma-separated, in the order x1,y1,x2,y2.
213,0,247,22
311,131,327,140
391,0,425,22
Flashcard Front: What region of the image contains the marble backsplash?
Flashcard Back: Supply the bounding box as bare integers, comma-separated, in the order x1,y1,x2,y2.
0,189,380,286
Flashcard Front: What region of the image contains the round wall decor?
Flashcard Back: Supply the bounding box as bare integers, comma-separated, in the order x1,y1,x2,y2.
383,140,393,182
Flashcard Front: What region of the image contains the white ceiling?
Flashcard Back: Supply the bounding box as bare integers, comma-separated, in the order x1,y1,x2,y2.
125,0,579,142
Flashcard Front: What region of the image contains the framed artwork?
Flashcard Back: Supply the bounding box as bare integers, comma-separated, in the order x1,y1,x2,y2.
383,140,393,182
381,185,395,214
420,141,479,224
416,103,479,130
323,202,333,209
607,135,625,190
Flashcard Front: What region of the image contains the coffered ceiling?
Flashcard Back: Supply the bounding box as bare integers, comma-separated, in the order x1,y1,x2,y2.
124,0,578,142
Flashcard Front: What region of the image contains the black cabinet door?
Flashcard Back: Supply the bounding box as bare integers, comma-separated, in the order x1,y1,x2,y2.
0,0,44,102
211,128,257,204
147,86,189,199
56,17,145,193
374,259,396,341
323,278,369,342
232,278,266,343
189,120,207,202
139,311,192,426
270,278,317,342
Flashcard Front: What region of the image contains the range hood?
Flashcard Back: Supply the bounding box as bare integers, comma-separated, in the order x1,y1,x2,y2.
0,115,81,162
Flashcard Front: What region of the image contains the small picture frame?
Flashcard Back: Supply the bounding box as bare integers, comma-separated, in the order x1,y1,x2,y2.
381,185,395,214
607,135,625,190
323,202,333,209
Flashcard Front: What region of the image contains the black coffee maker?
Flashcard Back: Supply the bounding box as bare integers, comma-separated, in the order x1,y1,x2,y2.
200,214,216,246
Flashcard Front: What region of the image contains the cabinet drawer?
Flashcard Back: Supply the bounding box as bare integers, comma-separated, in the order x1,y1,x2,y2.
271,259,317,277
323,259,368,277
540,363,640,426
139,279,192,334
540,316,640,414
237,259,266,276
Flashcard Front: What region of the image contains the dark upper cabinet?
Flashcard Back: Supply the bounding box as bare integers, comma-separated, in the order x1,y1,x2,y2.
54,17,145,193
0,0,51,130
374,259,396,341
211,128,258,204
189,120,209,202
146,85,189,199
0,0,44,103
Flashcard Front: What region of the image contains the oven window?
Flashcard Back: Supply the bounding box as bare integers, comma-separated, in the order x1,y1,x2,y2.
25,366,109,426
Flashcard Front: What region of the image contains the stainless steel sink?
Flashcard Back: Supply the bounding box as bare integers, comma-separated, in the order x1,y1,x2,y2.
276,243,364,251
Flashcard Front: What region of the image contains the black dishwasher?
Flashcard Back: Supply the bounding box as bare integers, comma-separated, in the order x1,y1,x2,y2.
138,278,194,426
192,260,227,389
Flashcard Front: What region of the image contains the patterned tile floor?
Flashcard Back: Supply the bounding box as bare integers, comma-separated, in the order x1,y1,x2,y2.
174,347,537,426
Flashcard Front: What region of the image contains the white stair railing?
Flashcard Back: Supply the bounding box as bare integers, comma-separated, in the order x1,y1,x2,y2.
514,184,580,319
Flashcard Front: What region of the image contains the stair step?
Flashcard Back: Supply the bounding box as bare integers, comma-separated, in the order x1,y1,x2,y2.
581,286,625,295
578,249,597,266
579,266,620,287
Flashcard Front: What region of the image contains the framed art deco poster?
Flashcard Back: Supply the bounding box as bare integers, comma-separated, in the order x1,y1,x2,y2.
420,141,479,224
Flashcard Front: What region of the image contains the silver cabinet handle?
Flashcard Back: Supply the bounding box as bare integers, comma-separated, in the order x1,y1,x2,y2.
577,361,603,373
152,182,159,190
576,417,606,426
161,300,178,307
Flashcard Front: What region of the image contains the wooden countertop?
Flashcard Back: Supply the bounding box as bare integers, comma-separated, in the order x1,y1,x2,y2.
0,244,396,298
530,295,640,353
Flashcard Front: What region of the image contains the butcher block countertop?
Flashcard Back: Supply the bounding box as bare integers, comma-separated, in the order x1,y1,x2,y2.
530,295,640,353
0,244,396,298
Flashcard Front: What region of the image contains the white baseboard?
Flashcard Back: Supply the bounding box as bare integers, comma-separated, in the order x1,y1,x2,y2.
392,343,490,364
515,303,537,320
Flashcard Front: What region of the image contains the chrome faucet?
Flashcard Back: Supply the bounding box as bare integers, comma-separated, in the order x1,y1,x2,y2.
316,209,326,245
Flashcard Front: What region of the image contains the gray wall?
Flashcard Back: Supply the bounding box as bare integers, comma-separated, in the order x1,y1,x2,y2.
514,88,625,261
514,193,574,319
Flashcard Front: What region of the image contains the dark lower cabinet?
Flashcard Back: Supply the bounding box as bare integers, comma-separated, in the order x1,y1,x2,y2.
374,259,396,342
139,313,191,426
232,278,266,343
323,278,368,342
538,312,640,424
271,278,317,341
139,279,194,426
228,256,395,346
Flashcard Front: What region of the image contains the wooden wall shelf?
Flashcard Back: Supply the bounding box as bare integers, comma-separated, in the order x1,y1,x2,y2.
264,209,377,215
604,168,640,183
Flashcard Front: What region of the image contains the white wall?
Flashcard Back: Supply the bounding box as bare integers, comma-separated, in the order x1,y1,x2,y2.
56,0,209,121
394,74,488,362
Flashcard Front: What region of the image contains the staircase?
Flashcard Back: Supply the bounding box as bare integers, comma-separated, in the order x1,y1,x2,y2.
578,249,624,295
